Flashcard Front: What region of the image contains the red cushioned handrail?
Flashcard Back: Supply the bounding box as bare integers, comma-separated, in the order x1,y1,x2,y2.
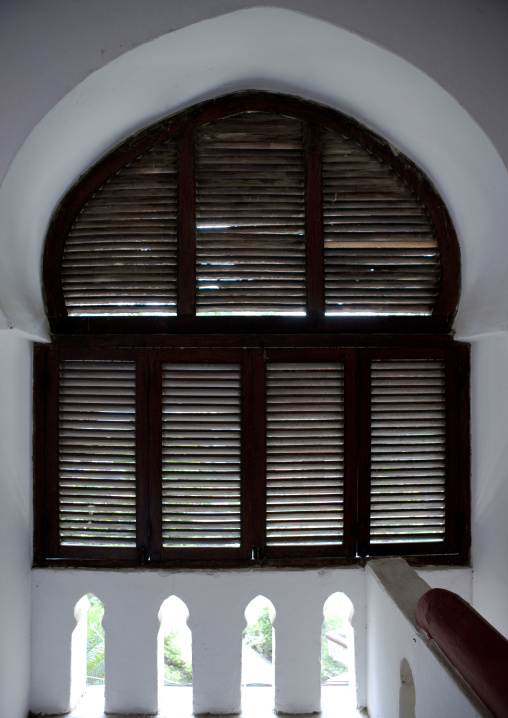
416,588,508,718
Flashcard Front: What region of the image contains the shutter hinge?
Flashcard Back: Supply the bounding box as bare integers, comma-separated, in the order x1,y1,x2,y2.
139,539,149,566
252,542,264,562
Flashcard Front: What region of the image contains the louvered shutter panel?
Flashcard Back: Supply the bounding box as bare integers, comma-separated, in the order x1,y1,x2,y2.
62,141,177,316
265,363,345,546
162,364,242,547
369,360,446,546
322,130,440,315
195,112,306,315
59,360,137,547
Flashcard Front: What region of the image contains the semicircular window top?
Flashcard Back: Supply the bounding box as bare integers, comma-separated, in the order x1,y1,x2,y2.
43,92,460,334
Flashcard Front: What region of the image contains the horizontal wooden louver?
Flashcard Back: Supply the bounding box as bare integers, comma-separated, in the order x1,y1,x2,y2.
195,113,306,315
162,364,242,547
369,360,446,545
322,130,440,315
58,360,137,547
266,363,345,545
62,141,178,316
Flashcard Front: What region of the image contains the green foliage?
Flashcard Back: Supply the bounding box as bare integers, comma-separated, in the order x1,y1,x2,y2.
82,592,348,687
86,594,105,685
243,605,272,660
321,595,348,681
164,630,192,684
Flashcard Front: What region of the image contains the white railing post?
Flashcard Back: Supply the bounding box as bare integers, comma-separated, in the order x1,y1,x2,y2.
102,587,161,715
30,584,77,714
273,597,323,714
187,597,245,714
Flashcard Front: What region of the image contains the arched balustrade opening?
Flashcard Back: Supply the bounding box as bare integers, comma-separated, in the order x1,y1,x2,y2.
70,593,105,714
158,596,193,715
321,592,356,714
242,596,276,713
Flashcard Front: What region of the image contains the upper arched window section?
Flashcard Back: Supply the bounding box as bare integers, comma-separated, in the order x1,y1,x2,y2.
43,92,460,334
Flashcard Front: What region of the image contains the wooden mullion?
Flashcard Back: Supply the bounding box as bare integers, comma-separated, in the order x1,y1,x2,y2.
177,130,196,316
51,314,453,336
147,351,163,562
342,349,359,556
135,351,151,564
238,351,254,558
44,346,61,558
51,331,460,352
43,221,68,323
356,350,372,557
443,350,458,554
444,345,471,558
305,122,324,318
263,544,348,560
250,349,267,559
57,546,143,562
457,344,471,560
365,541,452,558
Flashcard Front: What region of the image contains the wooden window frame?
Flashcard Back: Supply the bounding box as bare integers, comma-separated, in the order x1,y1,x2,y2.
34,92,470,569
43,91,460,335
33,334,470,568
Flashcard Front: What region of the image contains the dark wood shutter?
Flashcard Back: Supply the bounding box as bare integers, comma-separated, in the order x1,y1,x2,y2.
37,94,467,566
62,141,178,316
265,362,345,548
195,112,306,315
161,363,242,548
322,130,440,315
58,360,137,547
369,360,447,547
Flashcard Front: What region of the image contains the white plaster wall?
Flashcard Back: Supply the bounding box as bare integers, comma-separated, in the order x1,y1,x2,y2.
2,0,508,184
416,567,473,604
0,2,506,715
30,567,367,715
367,560,492,718
0,332,33,718
470,335,508,639
30,564,476,716
1,5,508,339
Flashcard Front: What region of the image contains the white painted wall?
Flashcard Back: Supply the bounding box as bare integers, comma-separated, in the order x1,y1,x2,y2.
0,2,507,716
2,0,508,185
0,333,32,718
1,5,508,340
31,567,368,715
30,564,477,716
416,567,473,604
470,335,508,639
367,559,492,718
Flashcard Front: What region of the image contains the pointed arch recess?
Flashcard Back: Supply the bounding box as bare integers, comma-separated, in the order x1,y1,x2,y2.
43,91,460,335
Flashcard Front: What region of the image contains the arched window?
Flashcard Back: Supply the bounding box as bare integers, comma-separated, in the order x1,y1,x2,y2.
34,92,470,568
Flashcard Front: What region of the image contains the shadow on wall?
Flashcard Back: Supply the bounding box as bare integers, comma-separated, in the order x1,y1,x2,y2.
399,658,416,718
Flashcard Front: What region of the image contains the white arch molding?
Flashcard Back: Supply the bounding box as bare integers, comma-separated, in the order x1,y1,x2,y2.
0,7,507,340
